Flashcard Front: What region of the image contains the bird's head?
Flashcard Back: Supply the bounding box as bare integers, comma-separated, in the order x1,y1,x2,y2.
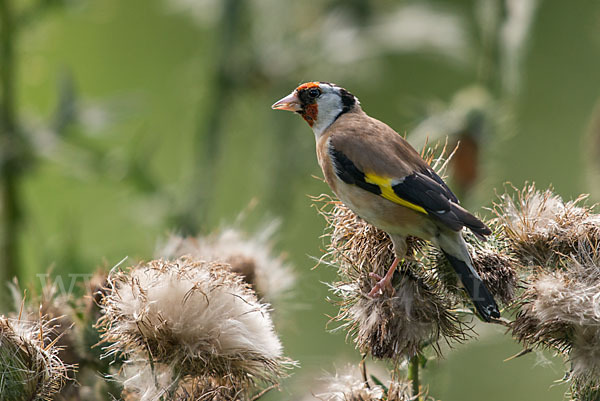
272,82,358,136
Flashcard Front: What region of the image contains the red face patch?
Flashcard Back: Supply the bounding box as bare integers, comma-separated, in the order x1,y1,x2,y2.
302,103,318,127
295,81,321,92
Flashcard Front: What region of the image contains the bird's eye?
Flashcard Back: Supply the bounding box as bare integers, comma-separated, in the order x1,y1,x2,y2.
308,88,320,98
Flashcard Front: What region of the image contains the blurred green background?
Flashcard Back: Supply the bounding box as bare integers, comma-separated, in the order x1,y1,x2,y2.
2,0,600,399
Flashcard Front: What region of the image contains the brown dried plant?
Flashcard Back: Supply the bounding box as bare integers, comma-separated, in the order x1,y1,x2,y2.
119,359,251,401
312,365,434,401
0,314,71,400
493,183,600,268
494,184,600,398
97,257,295,399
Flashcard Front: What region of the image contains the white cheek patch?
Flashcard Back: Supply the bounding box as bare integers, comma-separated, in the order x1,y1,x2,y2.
312,93,344,138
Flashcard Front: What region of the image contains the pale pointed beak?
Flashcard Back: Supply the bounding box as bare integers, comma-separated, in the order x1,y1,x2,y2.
271,92,302,112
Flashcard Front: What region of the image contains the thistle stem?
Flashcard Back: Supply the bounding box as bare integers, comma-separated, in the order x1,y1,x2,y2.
182,0,243,233
408,355,420,399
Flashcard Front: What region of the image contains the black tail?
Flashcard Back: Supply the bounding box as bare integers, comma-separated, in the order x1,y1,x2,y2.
451,203,492,241
442,251,500,322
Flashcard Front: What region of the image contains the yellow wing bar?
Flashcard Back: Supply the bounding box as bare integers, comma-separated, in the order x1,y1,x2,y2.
364,173,428,215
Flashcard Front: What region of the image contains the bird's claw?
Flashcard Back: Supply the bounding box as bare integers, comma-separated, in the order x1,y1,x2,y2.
369,272,384,281
368,272,394,298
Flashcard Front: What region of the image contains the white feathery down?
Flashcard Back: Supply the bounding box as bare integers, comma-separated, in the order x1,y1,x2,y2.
346,274,447,359
571,327,600,386
120,358,249,401
528,254,600,387
98,257,293,387
500,185,600,241
156,222,295,301
501,187,571,237
316,368,383,401
531,273,600,327
312,365,415,401
503,202,600,396
495,184,600,267
120,359,174,401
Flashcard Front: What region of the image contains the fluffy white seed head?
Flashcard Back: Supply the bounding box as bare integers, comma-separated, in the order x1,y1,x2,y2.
156,223,295,302
98,257,293,386
508,236,600,396
494,184,599,267
120,358,248,401
311,365,417,401
120,360,175,401
571,327,600,385
532,273,600,327
316,369,383,401
345,270,465,359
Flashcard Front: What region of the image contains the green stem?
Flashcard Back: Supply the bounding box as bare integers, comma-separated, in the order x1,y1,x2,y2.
176,0,243,233
408,355,420,399
476,0,504,93
0,0,21,289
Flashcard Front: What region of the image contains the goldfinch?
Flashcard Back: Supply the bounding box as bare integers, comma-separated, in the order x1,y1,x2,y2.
272,81,500,322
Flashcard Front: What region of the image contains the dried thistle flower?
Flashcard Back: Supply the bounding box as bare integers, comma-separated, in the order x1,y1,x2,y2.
9,271,122,401
97,257,294,390
120,359,249,401
313,365,431,401
173,376,247,401
493,183,600,267
9,277,79,367
120,360,175,401
570,326,600,396
495,185,600,395
157,222,294,301
315,196,467,359
508,238,600,397
511,272,577,353
0,315,71,400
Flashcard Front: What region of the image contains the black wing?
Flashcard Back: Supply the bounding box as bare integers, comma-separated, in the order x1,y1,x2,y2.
329,147,382,196
392,170,491,237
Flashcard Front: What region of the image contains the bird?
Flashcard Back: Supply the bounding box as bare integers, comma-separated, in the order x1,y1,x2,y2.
272,81,500,322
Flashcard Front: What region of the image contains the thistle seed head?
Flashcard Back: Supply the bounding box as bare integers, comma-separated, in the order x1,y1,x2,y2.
157,223,294,302
493,184,599,267
97,257,295,388
119,358,250,401
507,236,600,397
313,365,431,401
315,197,468,359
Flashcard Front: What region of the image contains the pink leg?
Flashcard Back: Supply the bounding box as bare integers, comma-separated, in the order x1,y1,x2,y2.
368,257,400,297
